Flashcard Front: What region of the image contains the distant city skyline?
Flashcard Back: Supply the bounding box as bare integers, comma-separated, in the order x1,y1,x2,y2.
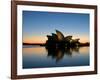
22,11,90,43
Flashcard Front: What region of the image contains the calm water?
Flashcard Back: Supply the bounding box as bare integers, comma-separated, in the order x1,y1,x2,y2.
22,46,89,69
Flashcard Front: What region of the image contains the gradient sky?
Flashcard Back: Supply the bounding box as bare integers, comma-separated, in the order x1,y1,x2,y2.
22,11,90,43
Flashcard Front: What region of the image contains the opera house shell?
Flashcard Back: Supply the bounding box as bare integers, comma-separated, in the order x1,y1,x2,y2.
46,30,80,48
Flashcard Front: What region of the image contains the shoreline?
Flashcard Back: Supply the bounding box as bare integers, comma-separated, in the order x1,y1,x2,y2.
23,42,89,47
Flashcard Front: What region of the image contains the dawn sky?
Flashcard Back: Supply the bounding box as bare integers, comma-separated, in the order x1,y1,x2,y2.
22,11,89,43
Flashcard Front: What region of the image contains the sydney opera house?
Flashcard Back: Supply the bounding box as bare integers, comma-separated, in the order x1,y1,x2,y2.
46,30,89,48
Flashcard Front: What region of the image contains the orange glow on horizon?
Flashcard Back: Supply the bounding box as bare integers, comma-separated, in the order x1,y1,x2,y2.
73,36,89,43
23,36,47,43
23,35,89,43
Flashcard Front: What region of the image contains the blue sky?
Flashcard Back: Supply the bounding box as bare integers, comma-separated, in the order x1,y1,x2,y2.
22,11,90,43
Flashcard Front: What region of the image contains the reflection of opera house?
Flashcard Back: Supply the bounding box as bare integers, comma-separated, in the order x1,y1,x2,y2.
46,30,89,48
47,46,79,62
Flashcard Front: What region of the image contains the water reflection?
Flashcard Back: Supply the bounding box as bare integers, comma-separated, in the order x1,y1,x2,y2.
46,47,79,63
23,46,89,68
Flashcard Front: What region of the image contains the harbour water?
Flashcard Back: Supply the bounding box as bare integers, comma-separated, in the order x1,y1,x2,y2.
22,45,89,69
